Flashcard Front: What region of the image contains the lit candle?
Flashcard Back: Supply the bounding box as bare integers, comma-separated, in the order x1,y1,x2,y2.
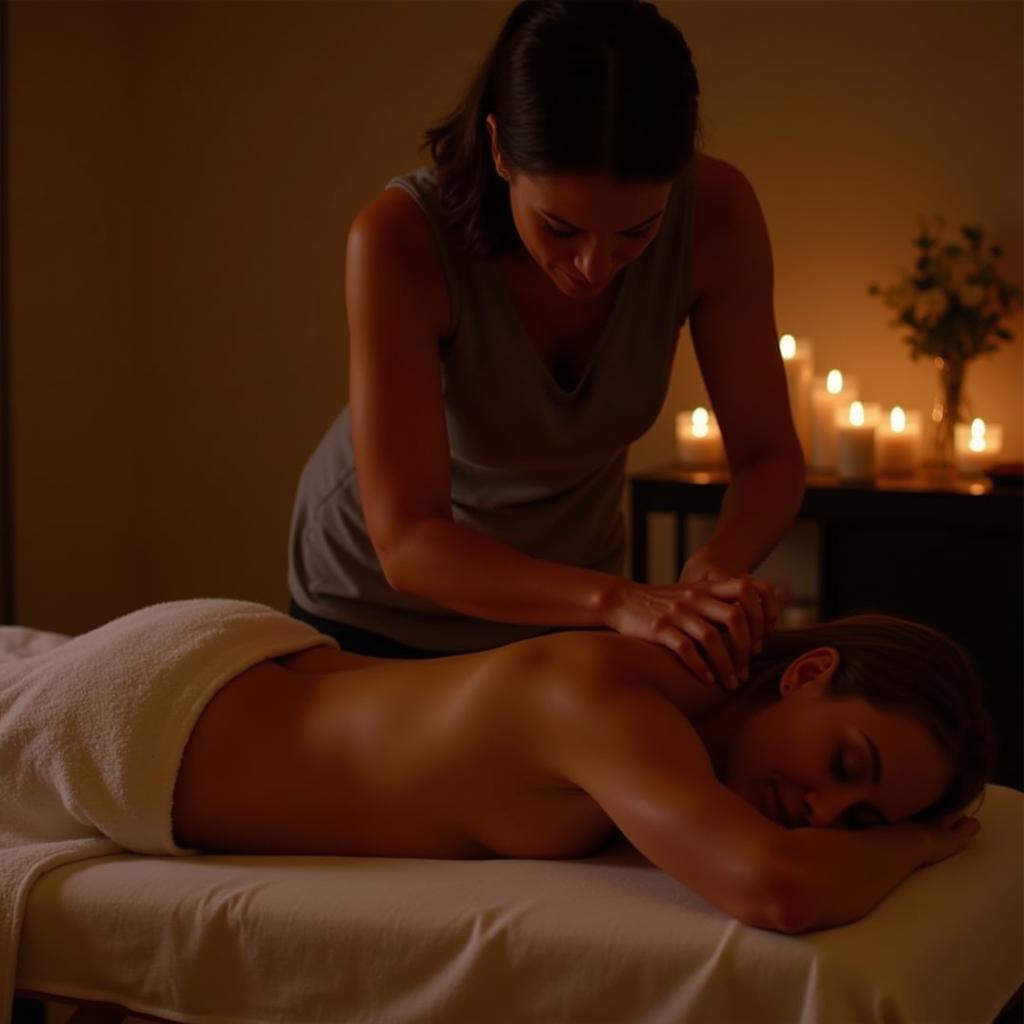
779,334,814,460
810,370,859,472
954,418,1003,476
835,401,879,481
675,407,726,468
876,406,922,476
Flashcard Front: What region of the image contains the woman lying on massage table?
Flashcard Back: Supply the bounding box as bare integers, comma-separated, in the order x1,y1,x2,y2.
172,612,993,935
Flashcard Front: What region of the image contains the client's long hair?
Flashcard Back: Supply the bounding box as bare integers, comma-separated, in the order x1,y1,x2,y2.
746,614,995,818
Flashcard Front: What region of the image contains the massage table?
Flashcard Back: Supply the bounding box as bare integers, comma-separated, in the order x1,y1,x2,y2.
5,624,1023,1024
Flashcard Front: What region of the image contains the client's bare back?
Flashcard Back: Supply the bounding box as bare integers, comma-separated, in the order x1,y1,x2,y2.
172,632,705,860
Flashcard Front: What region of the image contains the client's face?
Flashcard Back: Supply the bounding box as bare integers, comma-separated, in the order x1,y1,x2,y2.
724,648,952,829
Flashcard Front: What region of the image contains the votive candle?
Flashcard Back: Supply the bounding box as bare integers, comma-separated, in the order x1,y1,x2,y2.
675,407,726,468
876,407,922,476
835,401,879,481
954,418,1003,476
810,370,859,472
779,334,814,459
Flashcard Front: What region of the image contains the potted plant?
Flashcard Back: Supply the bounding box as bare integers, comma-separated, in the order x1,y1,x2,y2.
869,218,1021,466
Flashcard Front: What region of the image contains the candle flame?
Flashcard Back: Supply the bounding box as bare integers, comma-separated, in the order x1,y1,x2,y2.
890,406,906,432
826,369,843,395
849,401,865,427
969,417,987,452
779,334,796,360
692,406,710,438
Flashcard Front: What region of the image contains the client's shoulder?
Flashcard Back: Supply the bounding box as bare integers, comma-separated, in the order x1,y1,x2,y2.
511,629,721,721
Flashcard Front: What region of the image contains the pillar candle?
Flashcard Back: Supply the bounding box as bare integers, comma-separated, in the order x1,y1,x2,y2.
876,407,922,476
954,418,1003,476
779,334,814,459
835,401,879,481
675,407,725,468
810,370,859,472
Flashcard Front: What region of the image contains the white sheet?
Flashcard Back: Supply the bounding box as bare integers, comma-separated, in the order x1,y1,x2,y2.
7,627,1023,1024
13,784,1024,1024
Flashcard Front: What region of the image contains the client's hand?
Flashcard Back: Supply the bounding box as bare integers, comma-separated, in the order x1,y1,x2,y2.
600,578,767,689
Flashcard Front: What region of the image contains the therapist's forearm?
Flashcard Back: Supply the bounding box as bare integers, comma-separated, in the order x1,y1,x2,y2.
380,517,622,628
681,449,805,580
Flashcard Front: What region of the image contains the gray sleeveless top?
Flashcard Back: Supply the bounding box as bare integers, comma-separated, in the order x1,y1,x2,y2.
288,162,697,651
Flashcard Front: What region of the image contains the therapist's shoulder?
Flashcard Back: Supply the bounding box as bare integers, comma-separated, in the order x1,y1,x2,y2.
691,153,771,297
692,152,761,217
346,187,453,339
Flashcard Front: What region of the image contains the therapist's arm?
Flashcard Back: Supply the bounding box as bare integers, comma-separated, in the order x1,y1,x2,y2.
345,189,765,683
682,157,805,585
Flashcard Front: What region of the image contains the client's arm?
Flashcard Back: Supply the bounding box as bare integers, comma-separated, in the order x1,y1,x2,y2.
766,815,978,931
545,641,975,933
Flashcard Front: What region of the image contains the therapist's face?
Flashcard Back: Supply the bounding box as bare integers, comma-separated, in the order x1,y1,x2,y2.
724,648,952,829
485,115,673,300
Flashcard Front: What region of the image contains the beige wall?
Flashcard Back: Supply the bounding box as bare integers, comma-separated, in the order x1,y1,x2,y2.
7,0,1022,633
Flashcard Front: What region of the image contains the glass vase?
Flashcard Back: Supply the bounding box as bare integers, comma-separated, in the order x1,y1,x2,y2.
927,356,972,467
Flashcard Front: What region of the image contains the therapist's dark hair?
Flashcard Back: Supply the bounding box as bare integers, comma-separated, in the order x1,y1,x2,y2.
423,0,700,258
745,614,996,820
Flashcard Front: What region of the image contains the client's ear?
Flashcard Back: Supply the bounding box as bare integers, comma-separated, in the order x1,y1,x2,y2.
779,647,839,697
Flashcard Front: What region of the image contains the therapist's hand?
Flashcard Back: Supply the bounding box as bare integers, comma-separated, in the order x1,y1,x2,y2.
679,560,779,663
600,578,765,689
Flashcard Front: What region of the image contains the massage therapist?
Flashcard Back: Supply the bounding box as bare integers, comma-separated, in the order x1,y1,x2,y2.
287,0,804,681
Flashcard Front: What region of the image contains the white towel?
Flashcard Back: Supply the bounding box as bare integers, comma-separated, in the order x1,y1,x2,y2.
0,599,335,1024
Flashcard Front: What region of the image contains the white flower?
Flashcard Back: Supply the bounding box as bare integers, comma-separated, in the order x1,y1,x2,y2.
959,283,986,308
914,289,949,322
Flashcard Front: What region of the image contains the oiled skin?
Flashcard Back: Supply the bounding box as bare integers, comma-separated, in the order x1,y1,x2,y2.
172,630,722,861
172,628,976,933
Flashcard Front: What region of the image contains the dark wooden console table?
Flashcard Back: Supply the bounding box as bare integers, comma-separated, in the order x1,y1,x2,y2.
629,464,1023,789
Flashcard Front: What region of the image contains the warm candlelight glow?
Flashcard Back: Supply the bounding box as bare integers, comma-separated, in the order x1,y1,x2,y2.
969,418,987,452
954,417,1002,475
779,334,796,360
826,369,843,395
836,401,878,480
675,407,726,468
877,407,921,475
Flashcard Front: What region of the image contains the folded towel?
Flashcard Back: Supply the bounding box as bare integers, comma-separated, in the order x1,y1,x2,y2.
0,599,335,1023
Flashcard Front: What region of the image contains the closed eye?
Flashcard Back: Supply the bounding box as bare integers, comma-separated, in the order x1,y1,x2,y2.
544,224,654,240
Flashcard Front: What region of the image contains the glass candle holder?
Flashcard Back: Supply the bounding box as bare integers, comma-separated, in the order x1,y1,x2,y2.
810,370,858,472
675,407,725,468
954,419,1003,476
835,401,881,481
876,407,922,476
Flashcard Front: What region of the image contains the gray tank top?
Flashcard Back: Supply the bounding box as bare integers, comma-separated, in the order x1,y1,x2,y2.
288,161,697,651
